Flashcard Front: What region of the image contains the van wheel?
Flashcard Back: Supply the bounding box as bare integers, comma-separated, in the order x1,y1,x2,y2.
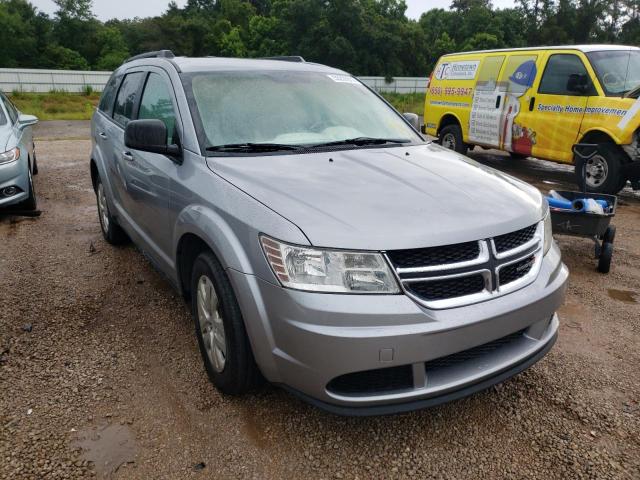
95,176,129,245
509,152,529,160
439,124,467,155
574,144,625,195
191,251,259,395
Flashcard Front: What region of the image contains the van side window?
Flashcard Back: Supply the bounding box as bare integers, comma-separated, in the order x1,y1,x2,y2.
113,72,146,127
476,56,505,91
99,74,122,116
539,54,594,96
138,73,177,144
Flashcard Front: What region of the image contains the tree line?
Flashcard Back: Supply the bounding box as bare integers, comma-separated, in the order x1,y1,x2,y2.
1,0,640,77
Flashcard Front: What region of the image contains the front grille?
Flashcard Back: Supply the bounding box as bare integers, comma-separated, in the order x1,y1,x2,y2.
327,365,413,396
499,255,535,286
406,274,485,301
425,329,525,371
387,241,480,269
493,224,537,253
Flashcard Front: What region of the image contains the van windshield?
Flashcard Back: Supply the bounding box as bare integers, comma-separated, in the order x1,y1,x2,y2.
587,50,640,96
182,71,421,152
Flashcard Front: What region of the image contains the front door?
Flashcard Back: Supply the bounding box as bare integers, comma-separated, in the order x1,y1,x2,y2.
121,69,181,268
517,52,593,163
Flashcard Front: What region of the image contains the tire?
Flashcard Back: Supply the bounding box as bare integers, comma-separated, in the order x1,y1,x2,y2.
20,161,37,211
32,152,38,175
191,251,259,395
439,124,468,155
603,225,616,244
509,152,529,160
598,241,613,274
95,176,129,245
574,144,625,195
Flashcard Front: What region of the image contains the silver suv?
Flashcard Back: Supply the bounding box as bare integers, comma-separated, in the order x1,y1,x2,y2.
90,51,568,415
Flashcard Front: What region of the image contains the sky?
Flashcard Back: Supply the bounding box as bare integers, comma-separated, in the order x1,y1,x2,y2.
30,0,517,21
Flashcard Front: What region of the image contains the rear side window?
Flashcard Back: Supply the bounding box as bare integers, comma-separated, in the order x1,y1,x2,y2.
99,74,121,116
539,54,593,96
113,72,146,127
138,73,177,144
0,104,6,125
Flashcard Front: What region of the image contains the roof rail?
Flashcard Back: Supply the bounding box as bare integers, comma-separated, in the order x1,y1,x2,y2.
261,56,306,63
125,50,175,64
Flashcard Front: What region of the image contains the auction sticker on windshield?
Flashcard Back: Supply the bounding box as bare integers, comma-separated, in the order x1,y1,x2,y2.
327,74,361,85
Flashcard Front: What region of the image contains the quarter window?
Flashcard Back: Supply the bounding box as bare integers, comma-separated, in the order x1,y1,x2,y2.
138,73,177,144
539,54,594,96
99,74,121,116
113,72,146,127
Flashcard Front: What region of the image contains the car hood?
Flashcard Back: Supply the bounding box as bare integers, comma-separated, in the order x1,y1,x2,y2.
207,143,545,250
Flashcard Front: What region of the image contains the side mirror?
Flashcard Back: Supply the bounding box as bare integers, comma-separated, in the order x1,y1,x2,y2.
124,119,181,159
566,74,589,95
403,112,421,131
17,114,38,130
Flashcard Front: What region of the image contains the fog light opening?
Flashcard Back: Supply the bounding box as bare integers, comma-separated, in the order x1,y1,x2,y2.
1,186,21,197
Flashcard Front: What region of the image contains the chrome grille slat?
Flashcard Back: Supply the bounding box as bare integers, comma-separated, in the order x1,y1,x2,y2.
386,222,544,309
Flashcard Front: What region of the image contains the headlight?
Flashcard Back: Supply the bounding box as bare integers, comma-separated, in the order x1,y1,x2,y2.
0,147,19,164
260,236,400,294
543,209,553,255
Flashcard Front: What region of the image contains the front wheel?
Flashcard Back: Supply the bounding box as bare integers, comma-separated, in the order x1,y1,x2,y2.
95,176,129,245
191,251,259,395
574,144,626,194
439,124,468,155
20,162,37,211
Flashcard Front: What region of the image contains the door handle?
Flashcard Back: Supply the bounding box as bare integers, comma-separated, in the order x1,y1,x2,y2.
495,95,501,108
529,97,536,112
98,132,107,139
122,151,134,162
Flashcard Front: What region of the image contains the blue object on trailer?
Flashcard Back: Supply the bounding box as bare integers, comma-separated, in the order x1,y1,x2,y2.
547,196,609,212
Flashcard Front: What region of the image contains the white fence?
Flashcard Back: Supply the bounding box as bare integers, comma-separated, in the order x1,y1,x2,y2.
0,68,112,93
0,68,428,94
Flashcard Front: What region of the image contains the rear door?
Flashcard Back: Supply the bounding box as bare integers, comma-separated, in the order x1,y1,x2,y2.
518,52,593,162
109,70,147,220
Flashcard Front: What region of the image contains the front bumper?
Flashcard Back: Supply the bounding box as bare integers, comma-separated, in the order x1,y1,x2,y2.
229,242,568,414
0,158,29,207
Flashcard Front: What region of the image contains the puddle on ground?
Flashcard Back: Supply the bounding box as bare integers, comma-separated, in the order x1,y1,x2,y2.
607,289,638,304
71,424,137,478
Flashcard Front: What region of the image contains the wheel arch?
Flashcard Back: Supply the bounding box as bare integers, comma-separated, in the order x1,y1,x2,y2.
89,158,99,192
437,113,463,135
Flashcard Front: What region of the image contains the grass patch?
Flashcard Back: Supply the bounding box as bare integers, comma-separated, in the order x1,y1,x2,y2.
380,92,425,115
9,91,100,121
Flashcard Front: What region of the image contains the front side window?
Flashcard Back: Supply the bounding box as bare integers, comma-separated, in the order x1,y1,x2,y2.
1,93,18,124
539,54,594,96
113,72,146,127
138,73,177,144
183,71,422,151
587,50,640,96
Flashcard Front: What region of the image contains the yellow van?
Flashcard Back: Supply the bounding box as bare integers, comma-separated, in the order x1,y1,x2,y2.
424,45,640,194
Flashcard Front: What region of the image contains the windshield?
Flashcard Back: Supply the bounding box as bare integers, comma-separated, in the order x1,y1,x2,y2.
183,71,421,151
587,50,640,96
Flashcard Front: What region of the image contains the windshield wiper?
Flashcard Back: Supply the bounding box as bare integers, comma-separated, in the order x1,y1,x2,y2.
623,83,640,98
308,137,412,148
206,142,304,153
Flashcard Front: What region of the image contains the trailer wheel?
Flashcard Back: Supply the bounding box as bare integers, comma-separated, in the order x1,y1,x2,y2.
603,225,616,244
597,241,613,274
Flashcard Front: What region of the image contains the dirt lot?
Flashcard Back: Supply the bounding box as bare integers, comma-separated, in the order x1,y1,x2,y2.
1,121,639,479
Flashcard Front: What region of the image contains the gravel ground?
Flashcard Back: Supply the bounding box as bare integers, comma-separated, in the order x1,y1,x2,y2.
1,121,639,479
